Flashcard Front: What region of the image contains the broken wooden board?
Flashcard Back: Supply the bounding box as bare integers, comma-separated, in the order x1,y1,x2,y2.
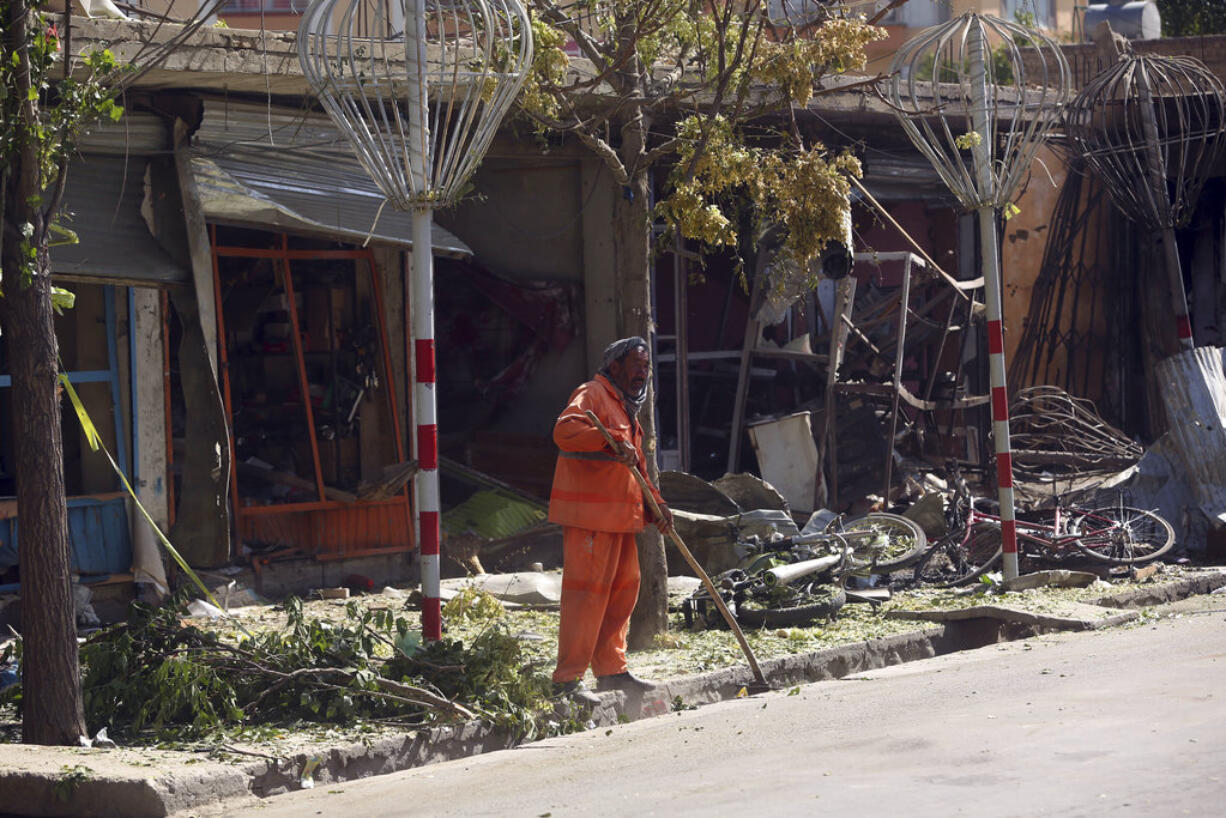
357,459,419,501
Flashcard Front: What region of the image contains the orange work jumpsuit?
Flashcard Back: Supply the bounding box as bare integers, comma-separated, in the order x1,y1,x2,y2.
549,373,665,684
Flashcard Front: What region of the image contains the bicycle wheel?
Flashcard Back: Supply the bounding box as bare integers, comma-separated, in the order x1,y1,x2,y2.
1070,505,1175,564
826,512,928,573
736,584,847,628
912,523,1003,587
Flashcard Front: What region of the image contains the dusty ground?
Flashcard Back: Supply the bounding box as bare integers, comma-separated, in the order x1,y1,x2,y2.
224,590,1226,818
1,562,1218,761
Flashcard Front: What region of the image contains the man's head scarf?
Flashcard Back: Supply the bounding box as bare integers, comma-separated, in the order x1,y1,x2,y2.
599,336,649,416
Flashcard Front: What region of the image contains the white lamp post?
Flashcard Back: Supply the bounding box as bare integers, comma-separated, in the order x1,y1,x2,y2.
1066,54,1226,350
299,0,533,639
889,13,1069,581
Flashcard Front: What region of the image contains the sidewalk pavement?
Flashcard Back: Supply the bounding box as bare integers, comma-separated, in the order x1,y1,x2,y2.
2,569,1224,818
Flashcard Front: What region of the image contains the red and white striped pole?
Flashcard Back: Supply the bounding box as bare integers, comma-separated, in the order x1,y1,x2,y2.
1161,227,1196,351
411,207,442,641
968,24,1018,580
978,205,1019,580
404,2,441,641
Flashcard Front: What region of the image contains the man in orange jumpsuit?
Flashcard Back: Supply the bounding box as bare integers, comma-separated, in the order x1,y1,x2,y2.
549,337,673,705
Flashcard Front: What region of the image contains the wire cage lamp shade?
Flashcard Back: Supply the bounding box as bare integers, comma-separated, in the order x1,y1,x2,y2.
298,0,531,642
298,0,534,211
888,13,1070,210
887,13,1069,583
1065,55,1226,232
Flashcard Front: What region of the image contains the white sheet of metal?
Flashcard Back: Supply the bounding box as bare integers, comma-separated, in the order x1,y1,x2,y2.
1156,346,1226,524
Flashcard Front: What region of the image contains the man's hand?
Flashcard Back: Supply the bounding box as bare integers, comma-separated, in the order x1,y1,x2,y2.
652,501,674,535
610,439,639,467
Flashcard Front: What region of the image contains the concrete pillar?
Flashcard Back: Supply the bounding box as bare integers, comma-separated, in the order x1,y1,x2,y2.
130,287,169,592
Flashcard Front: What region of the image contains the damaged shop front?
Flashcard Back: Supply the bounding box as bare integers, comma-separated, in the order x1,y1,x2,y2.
1,112,188,623
1,95,492,614
652,145,995,518
185,99,478,588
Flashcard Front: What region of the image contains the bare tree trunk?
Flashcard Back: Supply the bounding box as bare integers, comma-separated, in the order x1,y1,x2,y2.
611,110,669,649
0,258,87,746
0,4,88,745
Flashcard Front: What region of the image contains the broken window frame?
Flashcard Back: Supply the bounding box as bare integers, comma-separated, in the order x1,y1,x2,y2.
210,228,415,561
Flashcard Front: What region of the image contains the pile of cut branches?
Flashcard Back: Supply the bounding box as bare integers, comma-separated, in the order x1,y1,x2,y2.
3,591,558,742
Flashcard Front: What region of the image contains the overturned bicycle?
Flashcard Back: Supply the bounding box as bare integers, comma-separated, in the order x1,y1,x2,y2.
681,512,927,629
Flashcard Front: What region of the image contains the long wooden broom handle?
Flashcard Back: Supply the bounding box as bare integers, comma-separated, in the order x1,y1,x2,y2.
583,409,768,688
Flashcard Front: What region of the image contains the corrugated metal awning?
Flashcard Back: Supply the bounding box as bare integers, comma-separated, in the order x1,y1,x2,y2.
859,156,957,204
191,99,472,257
50,155,191,286
76,111,173,155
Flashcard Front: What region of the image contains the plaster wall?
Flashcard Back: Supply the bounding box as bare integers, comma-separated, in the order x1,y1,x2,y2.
132,288,170,531
1001,144,1068,367
435,147,599,437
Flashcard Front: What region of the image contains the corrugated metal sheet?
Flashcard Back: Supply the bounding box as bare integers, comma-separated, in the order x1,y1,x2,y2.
75,112,172,155
192,99,472,257
442,490,548,540
49,156,191,285
239,499,412,555
860,156,956,203
1155,346,1226,524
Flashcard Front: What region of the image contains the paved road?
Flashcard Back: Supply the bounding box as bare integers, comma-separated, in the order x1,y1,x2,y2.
228,596,1226,817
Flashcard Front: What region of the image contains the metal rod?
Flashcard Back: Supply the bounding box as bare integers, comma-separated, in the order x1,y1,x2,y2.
1136,70,1196,349
279,240,328,503
823,277,856,511
727,269,765,474
673,233,691,472
209,224,241,557
850,176,970,301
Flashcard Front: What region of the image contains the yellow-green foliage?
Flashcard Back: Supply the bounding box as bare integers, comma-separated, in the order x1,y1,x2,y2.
657,116,759,247
659,115,862,269
442,587,506,624
516,3,881,280
755,18,885,107
517,13,571,122
754,147,861,267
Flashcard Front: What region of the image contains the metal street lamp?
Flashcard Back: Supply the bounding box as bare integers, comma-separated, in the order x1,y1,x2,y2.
299,0,533,639
889,13,1069,581
1066,54,1226,350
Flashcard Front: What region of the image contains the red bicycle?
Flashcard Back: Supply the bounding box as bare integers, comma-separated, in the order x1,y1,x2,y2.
912,470,1175,587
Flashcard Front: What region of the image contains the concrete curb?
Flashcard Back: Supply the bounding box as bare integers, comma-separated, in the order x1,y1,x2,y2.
886,602,1139,630
1089,568,1226,607
4,569,1224,817
0,745,252,817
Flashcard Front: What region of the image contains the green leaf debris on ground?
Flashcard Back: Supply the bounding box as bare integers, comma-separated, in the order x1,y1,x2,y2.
0,564,1216,758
